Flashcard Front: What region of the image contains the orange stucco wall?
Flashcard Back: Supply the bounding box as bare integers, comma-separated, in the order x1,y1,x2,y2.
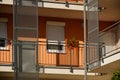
0,13,114,42
0,14,13,39
99,21,115,31
38,16,84,67
38,16,84,40
0,13,115,68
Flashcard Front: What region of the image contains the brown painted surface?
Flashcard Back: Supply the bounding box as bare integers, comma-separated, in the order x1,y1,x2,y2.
0,13,115,68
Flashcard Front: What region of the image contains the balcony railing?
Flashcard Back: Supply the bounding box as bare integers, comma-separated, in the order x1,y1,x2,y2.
86,21,120,70
100,21,120,58
0,40,84,68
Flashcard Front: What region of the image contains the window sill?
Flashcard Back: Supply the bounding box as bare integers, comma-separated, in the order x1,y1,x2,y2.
0,47,9,51
47,49,65,53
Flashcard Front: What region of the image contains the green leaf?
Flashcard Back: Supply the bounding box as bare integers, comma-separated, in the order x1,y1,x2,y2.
112,70,120,80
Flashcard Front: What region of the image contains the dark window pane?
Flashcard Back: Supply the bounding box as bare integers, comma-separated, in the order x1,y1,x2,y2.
47,44,63,50
0,38,5,47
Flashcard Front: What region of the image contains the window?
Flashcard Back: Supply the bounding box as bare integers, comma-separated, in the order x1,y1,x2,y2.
0,23,7,49
46,21,65,53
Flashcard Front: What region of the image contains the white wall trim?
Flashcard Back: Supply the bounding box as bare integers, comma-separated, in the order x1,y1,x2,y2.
0,66,13,72
0,66,98,76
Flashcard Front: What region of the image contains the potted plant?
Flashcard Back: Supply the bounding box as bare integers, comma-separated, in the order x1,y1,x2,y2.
112,70,120,80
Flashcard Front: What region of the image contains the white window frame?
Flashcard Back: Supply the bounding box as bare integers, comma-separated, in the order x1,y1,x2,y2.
46,21,65,53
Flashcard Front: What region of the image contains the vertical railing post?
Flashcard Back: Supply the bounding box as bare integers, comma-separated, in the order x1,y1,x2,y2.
70,49,73,73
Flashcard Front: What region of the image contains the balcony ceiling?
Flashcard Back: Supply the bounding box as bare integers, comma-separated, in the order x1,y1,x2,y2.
99,0,120,22
0,0,120,22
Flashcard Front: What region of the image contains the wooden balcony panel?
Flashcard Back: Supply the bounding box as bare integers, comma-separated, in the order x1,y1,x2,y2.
38,41,84,68
0,44,12,65
0,40,84,68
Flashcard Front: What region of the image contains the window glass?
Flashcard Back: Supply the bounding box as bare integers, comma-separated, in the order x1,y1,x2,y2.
0,23,7,49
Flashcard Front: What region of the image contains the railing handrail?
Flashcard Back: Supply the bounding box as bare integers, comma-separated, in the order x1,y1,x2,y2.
11,40,84,46
98,20,120,60
99,20,120,36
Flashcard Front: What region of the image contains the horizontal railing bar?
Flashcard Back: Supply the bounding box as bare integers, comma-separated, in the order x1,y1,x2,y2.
89,47,120,65
103,47,120,56
39,65,84,69
100,20,120,35
12,40,84,46
103,50,120,60
0,64,13,66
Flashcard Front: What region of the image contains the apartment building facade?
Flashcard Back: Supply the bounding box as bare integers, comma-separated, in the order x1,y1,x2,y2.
0,0,120,80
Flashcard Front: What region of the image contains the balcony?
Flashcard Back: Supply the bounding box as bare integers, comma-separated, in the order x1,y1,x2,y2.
0,39,107,79
87,21,120,73
0,0,84,11
0,39,84,69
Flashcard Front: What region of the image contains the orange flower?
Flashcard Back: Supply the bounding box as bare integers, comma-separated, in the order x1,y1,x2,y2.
67,38,79,50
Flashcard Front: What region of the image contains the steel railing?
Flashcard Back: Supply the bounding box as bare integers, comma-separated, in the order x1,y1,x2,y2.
100,21,120,58
86,21,120,69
